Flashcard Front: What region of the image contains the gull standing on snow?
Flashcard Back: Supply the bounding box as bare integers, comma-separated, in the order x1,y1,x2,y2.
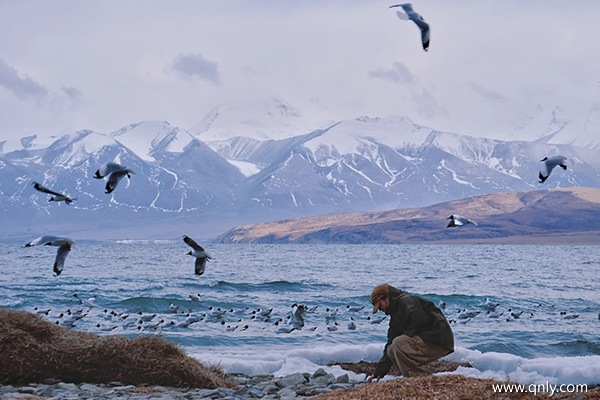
24,235,74,276
94,162,134,194
539,155,567,183
447,214,478,228
182,235,212,276
32,182,76,204
389,3,430,51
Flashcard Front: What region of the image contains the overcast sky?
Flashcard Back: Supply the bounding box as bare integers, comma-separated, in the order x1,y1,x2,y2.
1,0,599,141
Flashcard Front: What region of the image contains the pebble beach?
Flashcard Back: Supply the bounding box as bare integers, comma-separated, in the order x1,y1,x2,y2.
0,369,365,400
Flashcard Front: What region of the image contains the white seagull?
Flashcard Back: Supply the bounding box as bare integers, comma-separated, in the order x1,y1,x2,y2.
94,162,134,194
24,235,74,276
183,235,212,276
73,293,97,308
539,155,567,183
32,182,76,204
447,214,478,228
389,3,430,51
188,293,202,302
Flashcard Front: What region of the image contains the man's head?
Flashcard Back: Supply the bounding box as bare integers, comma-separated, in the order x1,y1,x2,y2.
370,283,390,313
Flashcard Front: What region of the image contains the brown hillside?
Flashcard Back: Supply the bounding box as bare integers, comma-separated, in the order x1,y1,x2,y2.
215,187,600,244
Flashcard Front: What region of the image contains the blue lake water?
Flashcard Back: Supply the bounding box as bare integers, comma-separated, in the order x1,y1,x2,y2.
1,242,599,385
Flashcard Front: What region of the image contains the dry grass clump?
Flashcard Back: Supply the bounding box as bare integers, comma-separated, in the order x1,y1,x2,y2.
0,309,235,388
315,374,600,400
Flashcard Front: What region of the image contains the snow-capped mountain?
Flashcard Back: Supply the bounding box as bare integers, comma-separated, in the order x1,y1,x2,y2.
111,121,196,161
189,97,328,142
545,103,600,149
1,99,599,240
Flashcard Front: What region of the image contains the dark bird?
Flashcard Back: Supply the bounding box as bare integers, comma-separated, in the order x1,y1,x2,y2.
389,3,430,51
447,214,478,228
183,235,212,275
32,182,75,204
24,235,74,276
539,155,567,183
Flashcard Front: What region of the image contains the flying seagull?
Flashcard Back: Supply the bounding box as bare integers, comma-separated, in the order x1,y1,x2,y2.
182,235,212,276
24,235,74,276
539,155,567,183
94,162,134,194
389,3,430,51
447,214,478,228
32,182,76,204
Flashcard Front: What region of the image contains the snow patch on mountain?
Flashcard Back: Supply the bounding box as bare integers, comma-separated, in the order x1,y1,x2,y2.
228,159,260,177
0,132,72,155
303,115,433,157
509,105,570,141
53,131,117,168
111,121,194,161
546,103,600,149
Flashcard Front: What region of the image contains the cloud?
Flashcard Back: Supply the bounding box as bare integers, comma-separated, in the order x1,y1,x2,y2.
368,62,416,85
60,86,84,103
171,53,220,85
0,58,48,103
468,81,507,102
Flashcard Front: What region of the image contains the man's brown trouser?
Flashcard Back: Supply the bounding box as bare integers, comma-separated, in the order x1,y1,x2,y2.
387,335,449,377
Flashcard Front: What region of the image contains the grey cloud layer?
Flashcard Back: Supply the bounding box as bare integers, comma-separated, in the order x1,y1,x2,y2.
0,59,48,103
369,62,416,85
171,53,220,85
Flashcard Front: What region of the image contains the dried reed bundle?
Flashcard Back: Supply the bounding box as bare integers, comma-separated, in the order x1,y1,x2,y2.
0,309,235,388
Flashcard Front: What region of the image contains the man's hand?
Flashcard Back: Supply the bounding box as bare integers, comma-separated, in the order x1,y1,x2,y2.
366,374,381,383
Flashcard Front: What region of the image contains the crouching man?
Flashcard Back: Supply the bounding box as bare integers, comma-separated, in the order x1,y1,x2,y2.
367,283,454,381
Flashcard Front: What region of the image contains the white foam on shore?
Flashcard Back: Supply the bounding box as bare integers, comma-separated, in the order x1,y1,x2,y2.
190,343,600,385
446,347,600,385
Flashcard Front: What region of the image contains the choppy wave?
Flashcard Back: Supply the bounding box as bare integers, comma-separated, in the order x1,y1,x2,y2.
209,280,333,292
0,298,23,307
550,339,600,356
114,239,175,245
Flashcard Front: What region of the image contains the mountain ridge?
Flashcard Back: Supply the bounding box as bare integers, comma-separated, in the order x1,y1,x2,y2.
1,99,600,240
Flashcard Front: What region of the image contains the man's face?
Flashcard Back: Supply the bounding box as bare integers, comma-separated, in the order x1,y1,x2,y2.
378,297,389,312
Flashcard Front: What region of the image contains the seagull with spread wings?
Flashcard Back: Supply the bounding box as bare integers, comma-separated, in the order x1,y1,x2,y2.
24,235,74,276
182,235,212,276
94,162,135,194
539,155,567,183
389,3,430,51
447,214,478,228
32,182,76,204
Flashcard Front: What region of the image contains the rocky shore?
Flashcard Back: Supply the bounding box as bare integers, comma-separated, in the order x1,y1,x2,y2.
3,371,600,400
0,368,365,399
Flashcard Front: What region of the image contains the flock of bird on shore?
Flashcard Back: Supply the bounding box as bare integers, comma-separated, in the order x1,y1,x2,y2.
33,294,383,335
29,291,587,337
